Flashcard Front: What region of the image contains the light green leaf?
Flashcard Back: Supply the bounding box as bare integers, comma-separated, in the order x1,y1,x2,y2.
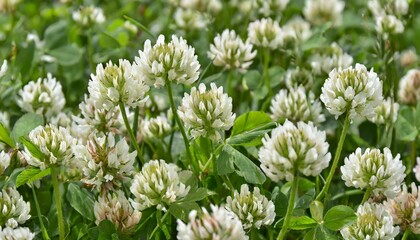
324,205,357,231
12,113,44,143
20,137,45,160
0,122,15,148
231,111,272,136
169,202,200,222
49,44,84,66
395,114,418,142
229,145,266,184
177,188,215,203
216,145,235,175
16,168,51,187
310,201,324,223
67,183,96,221
288,216,317,230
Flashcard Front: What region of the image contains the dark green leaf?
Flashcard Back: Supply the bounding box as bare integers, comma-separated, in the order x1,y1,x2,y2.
44,20,68,49
177,188,214,203
12,113,44,143
324,205,357,231
395,114,418,142
216,145,235,175
288,216,317,230
243,70,261,90
16,168,51,187
272,186,288,217
49,44,84,66
169,202,200,222
227,145,266,184
67,183,95,221
0,122,15,147
15,41,35,81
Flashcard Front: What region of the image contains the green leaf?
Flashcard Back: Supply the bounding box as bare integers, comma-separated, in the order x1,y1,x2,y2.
272,186,288,217
67,183,96,221
231,111,272,136
243,70,261,90
12,113,44,143
16,168,51,187
49,44,84,66
20,137,45,160
169,202,200,222
44,20,68,50
177,188,214,203
304,225,338,240
310,201,324,223
216,145,235,175
228,123,276,146
99,32,121,48
324,205,357,231
227,145,266,184
15,41,35,82
288,216,317,230
0,122,15,147
395,113,418,142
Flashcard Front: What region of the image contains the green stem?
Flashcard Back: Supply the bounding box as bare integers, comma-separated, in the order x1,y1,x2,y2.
119,102,144,166
316,111,351,202
277,174,299,240
401,228,410,240
32,186,50,240
165,82,199,175
331,189,363,201
51,167,65,240
150,210,169,238
361,188,372,204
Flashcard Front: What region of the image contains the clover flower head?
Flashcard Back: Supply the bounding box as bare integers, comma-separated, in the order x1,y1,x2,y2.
178,83,235,141
0,0,20,13
88,59,149,111
320,63,383,120
368,97,399,124
174,7,207,30
247,18,283,49
270,86,325,125
76,132,136,191
72,5,105,27
0,227,35,240
303,0,344,26
170,0,222,13
0,188,31,228
130,159,190,211
341,202,399,240
285,67,313,90
135,34,200,88
226,184,275,229
341,147,405,199
140,115,171,140
0,151,11,175
282,17,312,43
17,73,65,119
376,14,404,36
94,190,141,233
177,204,248,240
385,183,420,234
208,29,257,72
258,120,331,182
23,124,77,169
257,0,289,17
368,0,409,18
398,69,420,105
310,42,353,75
400,49,418,68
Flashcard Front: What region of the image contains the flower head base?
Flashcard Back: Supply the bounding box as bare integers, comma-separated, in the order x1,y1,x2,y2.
226,184,275,229
130,159,190,211
303,0,344,26
258,120,331,182
177,204,247,240
0,227,35,240
76,132,136,191
178,83,235,141
385,183,420,234
0,188,31,228
94,190,141,233
72,5,105,27
0,151,10,175
398,69,420,105
23,124,77,169
320,63,383,120
341,202,399,240
88,59,149,111
140,115,171,140
17,73,65,119
368,97,399,125
270,86,325,125
309,42,353,75
207,29,256,72
341,147,405,199
135,35,200,88
247,18,283,49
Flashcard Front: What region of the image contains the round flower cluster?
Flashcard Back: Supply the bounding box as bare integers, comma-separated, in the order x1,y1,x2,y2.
320,63,383,120
309,42,353,75
130,159,190,211
88,59,149,111
177,204,247,240
174,8,207,30
258,120,331,182
247,18,283,49
226,184,275,229
135,34,200,88
282,17,312,44
72,5,105,27
303,0,344,26
0,188,31,228
285,67,313,90
341,147,405,199
0,227,35,240
375,14,404,36
368,97,399,125
398,69,420,105
178,83,235,141
207,29,256,72
140,115,171,140
270,86,325,125
17,73,65,119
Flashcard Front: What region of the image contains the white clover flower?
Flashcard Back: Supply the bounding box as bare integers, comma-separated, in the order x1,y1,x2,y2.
22,124,77,169
0,227,35,240
368,97,399,125
140,115,171,140
75,132,136,191
270,86,325,125
94,190,141,232
178,83,235,141
341,202,399,240
17,73,65,119
72,5,105,27
310,43,353,75
226,184,275,229
400,49,418,68
88,59,149,111
303,0,344,26
207,29,256,72
258,120,331,182
0,60,7,78
398,69,420,105
414,158,420,183
285,67,313,90
0,188,31,228
282,17,312,43
247,18,283,49
177,205,248,240
341,147,405,199
135,34,200,88
230,0,258,15
170,0,222,13
368,0,409,18
0,151,10,175
257,0,289,17
376,14,404,36
130,159,190,211
0,0,20,13
385,183,420,234
174,8,207,30
320,63,383,120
